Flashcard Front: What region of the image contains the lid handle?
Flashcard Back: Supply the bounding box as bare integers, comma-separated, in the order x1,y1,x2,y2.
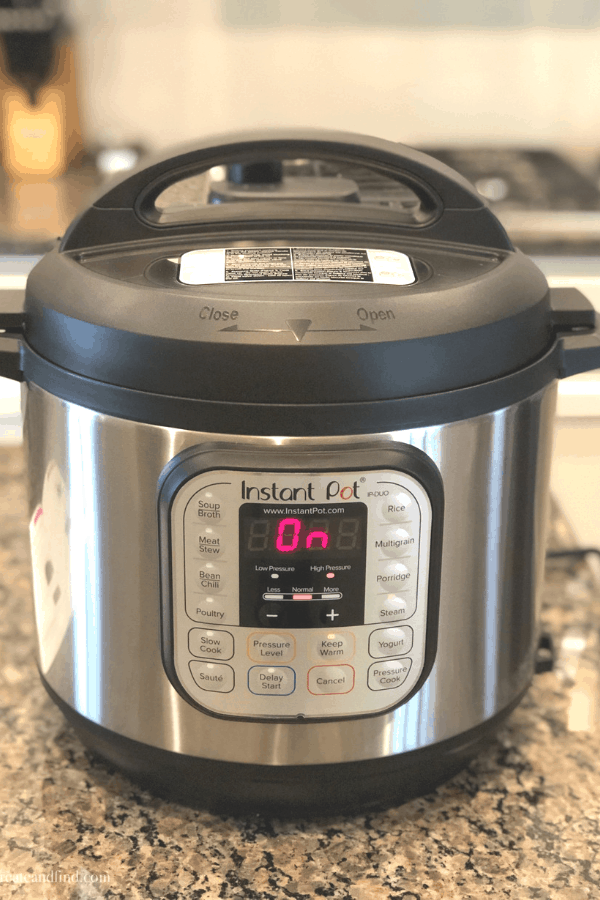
61,129,513,252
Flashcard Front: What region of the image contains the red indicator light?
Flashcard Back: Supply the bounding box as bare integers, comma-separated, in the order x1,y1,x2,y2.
326,572,335,579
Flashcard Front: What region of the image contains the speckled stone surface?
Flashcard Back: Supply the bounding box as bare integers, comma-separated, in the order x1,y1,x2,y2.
1,446,600,899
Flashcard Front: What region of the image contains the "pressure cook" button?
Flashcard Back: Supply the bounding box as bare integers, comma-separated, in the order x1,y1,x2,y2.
369,626,413,658
188,627,234,660
248,666,295,695
368,658,412,691
308,665,355,695
377,490,416,524
189,660,234,692
248,633,296,662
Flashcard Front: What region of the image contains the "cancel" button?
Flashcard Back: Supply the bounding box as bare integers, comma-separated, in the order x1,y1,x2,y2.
308,664,355,695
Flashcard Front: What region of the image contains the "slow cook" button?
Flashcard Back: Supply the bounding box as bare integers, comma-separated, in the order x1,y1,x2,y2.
248,666,295,695
368,658,412,691
377,490,416,524
247,632,296,662
308,665,355,695
369,626,413,658
189,660,234,692
188,627,234,660
311,631,355,662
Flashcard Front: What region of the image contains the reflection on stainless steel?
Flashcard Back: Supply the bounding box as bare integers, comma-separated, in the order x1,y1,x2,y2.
24,381,556,766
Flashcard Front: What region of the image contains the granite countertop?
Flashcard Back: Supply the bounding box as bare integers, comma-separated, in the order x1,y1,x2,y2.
1,446,600,900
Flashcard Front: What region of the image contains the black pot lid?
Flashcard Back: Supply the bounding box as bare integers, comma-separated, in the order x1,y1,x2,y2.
24,129,552,405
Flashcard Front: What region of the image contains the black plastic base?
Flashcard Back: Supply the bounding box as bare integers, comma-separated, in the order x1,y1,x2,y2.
42,673,525,818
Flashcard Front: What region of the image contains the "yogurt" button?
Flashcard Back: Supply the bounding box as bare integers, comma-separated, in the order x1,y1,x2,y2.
369,626,413,659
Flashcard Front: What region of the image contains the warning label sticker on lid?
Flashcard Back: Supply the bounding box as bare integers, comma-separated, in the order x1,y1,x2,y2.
178,247,416,286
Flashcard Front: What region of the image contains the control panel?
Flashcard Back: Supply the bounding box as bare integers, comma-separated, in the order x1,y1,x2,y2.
160,452,441,721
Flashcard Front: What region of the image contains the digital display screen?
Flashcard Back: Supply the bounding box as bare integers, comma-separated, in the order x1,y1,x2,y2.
241,510,364,557
238,502,368,626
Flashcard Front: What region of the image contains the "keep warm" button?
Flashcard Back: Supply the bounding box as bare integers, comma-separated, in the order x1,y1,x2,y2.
308,665,355,695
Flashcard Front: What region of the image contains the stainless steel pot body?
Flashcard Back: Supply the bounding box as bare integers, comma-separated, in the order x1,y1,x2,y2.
24,379,556,767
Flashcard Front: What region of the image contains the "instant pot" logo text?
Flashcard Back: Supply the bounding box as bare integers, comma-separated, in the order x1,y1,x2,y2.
241,480,360,502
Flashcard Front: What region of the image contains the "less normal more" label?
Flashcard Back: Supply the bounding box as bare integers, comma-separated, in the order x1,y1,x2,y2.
179,247,416,286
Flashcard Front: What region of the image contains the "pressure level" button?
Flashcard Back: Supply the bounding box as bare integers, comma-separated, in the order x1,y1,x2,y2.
368,659,412,691
248,632,296,662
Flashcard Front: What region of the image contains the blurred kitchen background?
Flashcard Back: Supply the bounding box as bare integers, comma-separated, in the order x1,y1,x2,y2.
2,0,600,542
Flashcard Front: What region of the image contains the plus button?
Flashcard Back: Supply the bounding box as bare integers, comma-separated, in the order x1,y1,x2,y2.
326,608,340,622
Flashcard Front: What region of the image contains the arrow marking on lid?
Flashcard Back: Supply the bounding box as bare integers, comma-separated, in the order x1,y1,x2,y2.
286,319,312,341
219,322,376,339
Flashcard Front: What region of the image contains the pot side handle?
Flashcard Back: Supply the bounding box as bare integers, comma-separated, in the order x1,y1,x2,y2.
552,287,600,379
0,289,25,382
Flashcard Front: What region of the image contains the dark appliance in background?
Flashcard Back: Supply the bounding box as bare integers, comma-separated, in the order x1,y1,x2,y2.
421,147,600,257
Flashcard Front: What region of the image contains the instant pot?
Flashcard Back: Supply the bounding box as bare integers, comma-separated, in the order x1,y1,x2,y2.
4,130,600,816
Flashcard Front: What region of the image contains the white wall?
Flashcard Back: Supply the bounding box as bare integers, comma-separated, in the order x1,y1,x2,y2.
64,1,600,152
